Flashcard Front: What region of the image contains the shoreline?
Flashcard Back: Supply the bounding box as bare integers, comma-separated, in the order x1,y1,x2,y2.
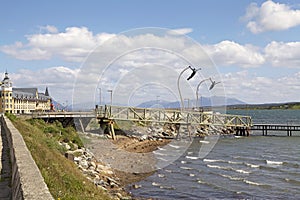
71,133,172,199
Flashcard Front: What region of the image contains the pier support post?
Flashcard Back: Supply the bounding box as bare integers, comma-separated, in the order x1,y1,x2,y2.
79,118,85,133
246,127,250,136
109,120,116,140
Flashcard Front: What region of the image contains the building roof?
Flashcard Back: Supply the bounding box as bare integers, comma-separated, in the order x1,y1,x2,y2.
11,88,50,101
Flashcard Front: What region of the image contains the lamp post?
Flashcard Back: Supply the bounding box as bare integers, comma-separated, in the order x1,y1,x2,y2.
107,90,113,106
177,66,201,109
196,78,221,108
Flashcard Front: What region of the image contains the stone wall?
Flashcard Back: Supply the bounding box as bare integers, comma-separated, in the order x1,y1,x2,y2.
1,116,53,200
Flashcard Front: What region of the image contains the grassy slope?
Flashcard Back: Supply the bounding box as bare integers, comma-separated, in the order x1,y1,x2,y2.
7,115,111,200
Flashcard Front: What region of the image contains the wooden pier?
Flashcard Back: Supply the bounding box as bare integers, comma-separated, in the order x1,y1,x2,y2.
251,124,300,136
96,105,252,127
96,105,252,139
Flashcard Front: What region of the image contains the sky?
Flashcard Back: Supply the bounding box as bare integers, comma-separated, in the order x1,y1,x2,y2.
0,0,300,106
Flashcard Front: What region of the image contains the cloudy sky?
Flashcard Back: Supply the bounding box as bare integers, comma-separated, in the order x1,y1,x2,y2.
1,0,300,106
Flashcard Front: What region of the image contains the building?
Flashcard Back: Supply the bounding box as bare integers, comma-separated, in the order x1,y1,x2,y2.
0,72,52,114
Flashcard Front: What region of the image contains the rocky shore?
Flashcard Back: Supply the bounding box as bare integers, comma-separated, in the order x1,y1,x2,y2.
62,123,235,200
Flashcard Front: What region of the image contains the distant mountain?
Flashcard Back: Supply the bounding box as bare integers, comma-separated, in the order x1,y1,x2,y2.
137,96,245,108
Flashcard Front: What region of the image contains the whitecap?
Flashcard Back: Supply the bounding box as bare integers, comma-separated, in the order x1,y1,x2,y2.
180,166,193,170
157,147,166,151
187,151,193,155
186,156,198,160
189,174,195,177
169,144,180,149
152,182,160,186
245,163,260,168
199,140,210,144
203,159,222,163
266,160,283,165
234,136,242,139
181,160,187,164
235,169,251,174
157,174,165,178
243,179,261,186
159,185,175,190
207,164,227,170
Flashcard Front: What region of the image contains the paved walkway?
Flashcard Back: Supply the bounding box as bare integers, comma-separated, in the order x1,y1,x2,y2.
0,124,12,200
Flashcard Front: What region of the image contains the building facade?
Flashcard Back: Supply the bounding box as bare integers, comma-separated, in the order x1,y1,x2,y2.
0,72,52,114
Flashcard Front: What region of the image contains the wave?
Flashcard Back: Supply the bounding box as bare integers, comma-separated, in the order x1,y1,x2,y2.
245,163,260,168
266,160,284,165
168,144,181,149
199,140,210,144
234,136,243,139
235,169,251,174
203,159,223,163
152,182,161,186
220,174,243,181
159,185,175,190
243,179,261,186
157,147,166,151
157,174,165,178
197,180,205,184
180,166,193,170
206,164,228,170
186,156,199,160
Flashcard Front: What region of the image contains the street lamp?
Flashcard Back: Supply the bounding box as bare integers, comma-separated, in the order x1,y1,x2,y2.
177,66,201,109
196,78,221,108
107,90,113,106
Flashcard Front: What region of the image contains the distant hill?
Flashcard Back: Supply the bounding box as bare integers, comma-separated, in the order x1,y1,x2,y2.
227,102,300,110
138,96,245,108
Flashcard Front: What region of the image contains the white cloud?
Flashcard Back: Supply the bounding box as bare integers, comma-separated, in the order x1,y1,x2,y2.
204,40,265,67
222,70,300,103
40,25,58,33
167,28,193,35
8,66,79,103
265,41,300,68
0,26,116,62
243,1,300,33
4,25,300,70
2,26,300,105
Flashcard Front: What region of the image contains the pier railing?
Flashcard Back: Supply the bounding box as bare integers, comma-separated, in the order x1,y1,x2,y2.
96,105,252,128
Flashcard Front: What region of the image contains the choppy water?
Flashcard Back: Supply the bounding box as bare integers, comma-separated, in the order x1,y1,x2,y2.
129,110,300,199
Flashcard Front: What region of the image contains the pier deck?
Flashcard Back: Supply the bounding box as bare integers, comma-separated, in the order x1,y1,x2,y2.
251,124,300,136
96,105,252,127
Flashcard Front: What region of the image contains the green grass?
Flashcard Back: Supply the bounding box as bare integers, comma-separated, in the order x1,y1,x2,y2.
8,115,111,200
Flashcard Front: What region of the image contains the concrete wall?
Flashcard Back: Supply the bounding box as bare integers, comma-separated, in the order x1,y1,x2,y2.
1,116,53,200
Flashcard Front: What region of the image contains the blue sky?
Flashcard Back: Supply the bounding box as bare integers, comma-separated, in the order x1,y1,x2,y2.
1,0,300,105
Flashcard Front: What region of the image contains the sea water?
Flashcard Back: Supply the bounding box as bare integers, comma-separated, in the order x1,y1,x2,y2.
129,109,300,199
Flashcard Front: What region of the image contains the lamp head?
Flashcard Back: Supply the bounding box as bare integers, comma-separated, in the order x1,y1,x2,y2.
209,78,221,90
187,66,201,81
